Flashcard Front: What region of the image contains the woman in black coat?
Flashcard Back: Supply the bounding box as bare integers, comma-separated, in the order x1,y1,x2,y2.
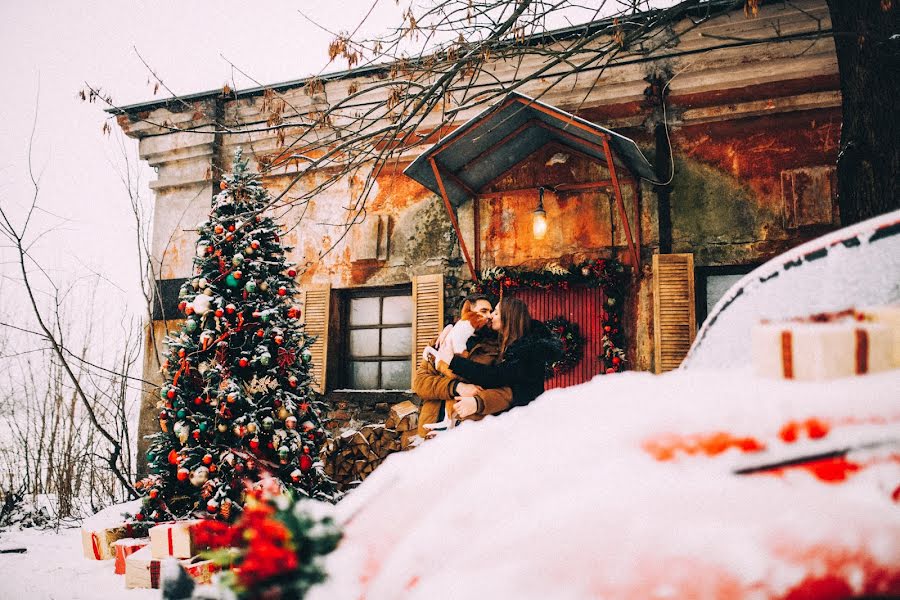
436,297,562,409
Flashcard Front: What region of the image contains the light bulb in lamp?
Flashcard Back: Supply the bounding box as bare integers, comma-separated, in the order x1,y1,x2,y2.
533,187,548,240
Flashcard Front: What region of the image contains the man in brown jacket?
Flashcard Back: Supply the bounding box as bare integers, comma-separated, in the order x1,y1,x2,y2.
412,294,513,439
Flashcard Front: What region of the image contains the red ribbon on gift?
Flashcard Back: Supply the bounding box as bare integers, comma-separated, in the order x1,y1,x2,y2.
91,532,102,560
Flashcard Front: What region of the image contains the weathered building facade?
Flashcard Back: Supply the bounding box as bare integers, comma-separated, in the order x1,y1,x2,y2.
116,0,842,463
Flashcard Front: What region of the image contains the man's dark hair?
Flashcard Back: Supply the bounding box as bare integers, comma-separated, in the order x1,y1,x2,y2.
462,292,491,309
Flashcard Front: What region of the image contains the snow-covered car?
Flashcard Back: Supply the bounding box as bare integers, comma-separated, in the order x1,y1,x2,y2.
309,212,900,600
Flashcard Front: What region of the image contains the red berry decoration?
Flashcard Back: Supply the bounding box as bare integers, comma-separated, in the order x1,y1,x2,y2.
299,454,313,472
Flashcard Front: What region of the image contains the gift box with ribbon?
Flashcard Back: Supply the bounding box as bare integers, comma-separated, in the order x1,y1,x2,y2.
124,546,162,589
149,520,202,559
752,319,892,380
182,556,220,584
81,525,126,561
113,538,149,575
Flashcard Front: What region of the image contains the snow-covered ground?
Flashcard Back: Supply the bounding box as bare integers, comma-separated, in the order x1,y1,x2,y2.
0,526,157,600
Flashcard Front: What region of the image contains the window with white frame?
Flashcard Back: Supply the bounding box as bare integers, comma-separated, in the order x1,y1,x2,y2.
342,287,412,390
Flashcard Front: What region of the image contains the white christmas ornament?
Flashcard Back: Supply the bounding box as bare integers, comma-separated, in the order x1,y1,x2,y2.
189,466,209,487
191,294,212,314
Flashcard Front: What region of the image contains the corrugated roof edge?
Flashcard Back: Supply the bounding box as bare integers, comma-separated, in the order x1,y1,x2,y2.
107,0,745,115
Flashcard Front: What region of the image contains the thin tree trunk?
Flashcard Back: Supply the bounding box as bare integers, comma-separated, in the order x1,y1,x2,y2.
826,0,900,224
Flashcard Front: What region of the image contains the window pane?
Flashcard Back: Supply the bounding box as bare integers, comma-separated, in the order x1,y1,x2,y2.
381,327,411,356
349,328,379,357
350,297,380,326
382,360,411,390
382,295,412,324
348,361,379,389
706,274,745,317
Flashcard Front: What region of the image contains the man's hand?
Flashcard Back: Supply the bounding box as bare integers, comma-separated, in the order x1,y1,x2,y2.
435,324,454,349
455,382,483,397
453,396,478,419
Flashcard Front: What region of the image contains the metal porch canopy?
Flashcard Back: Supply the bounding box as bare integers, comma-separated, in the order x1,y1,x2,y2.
403,92,659,279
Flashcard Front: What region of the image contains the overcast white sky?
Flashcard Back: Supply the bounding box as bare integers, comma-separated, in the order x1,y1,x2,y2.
0,1,408,346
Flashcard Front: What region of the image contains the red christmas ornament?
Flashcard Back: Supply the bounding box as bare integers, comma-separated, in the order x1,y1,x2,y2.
159,411,168,420
249,438,260,450
214,224,224,234
274,335,283,345
194,396,204,405
233,271,242,280
202,454,213,465
251,240,260,249
288,376,298,388
291,469,302,482
277,286,287,296
192,430,200,441
239,358,249,368
149,489,159,499
256,328,265,338
225,303,236,314
166,388,176,400
219,181,228,190
287,268,297,277
299,454,313,473
228,224,235,232
135,512,145,521
604,325,612,333
207,500,219,513
209,464,217,473
168,450,179,465
177,468,190,481
215,308,224,318
178,301,187,313
612,356,621,365
287,306,301,319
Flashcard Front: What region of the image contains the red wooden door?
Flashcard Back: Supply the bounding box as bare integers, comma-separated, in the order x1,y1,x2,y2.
507,285,606,389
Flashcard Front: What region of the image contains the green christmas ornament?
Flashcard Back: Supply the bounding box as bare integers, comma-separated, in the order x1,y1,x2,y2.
260,310,272,323
301,348,312,363
159,387,169,399
225,273,239,289
278,445,290,460
245,280,257,293
232,254,244,266
176,409,186,419
259,352,271,366
185,319,198,332
262,417,275,431
199,421,208,431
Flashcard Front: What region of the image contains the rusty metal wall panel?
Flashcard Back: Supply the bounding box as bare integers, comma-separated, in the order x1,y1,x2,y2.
508,285,605,390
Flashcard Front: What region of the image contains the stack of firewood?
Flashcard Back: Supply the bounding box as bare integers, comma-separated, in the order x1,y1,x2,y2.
321,401,419,489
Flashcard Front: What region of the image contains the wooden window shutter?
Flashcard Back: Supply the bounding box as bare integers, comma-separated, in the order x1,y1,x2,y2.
411,274,444,387
653,253,696,373
300,284,331,393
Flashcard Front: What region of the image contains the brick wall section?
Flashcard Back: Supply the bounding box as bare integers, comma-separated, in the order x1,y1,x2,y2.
322,391,418,432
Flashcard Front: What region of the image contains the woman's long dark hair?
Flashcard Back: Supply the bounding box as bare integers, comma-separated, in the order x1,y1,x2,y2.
498,297,532,360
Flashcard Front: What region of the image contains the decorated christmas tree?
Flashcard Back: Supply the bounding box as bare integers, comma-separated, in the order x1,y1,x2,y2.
135,150,338,523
